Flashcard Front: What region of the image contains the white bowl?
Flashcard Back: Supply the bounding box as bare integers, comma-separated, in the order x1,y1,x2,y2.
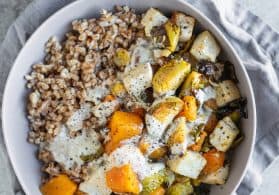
2,0,256,194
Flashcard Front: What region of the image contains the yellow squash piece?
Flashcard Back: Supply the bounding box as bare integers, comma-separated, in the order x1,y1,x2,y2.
40,175,77,195
152,59,191,96
106,164,140,194
105,111,143,153
183,96,198,122
164,21,180,52
113,48,130,67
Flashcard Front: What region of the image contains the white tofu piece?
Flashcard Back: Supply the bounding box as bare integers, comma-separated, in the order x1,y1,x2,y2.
190,31,221,62
47,126,102,170
210,116,239,152
201,165,229,185
107,144,165,180
123,63,153,98
66,103,92,131
216,80,241,107
168,151,206,179
172,12,195,42
141,8,168,37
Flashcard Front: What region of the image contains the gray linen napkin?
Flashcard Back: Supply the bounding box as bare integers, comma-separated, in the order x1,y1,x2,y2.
0,0,279,194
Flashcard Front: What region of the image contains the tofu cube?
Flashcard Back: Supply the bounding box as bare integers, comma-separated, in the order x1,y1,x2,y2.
201,165,229,185
190,31,220,62
168,151,206,179
216,80,241,107
172,12,195,42
141,8,168,37
210,117,239,152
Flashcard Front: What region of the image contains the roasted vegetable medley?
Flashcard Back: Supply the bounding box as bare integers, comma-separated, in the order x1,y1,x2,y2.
26,6,247,195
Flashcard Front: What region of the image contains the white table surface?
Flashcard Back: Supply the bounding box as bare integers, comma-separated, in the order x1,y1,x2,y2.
0,0,279,194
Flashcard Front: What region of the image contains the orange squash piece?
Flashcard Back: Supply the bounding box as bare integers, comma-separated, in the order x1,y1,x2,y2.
106,164,140,194
103,94,116,102
189,131,207,152
202,149,225,175
132,107,146,118
105,111,143,153
183,96,197,122
150,186,166,195
139,139,150,154
40,174,77,195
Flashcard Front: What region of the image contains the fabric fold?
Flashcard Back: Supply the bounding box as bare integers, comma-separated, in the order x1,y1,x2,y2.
0,0,279,194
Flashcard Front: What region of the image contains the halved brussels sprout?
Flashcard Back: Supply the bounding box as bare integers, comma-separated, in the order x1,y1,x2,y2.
179,71,205,97
166,182,193,195
153,59,191,96
141,169,169,195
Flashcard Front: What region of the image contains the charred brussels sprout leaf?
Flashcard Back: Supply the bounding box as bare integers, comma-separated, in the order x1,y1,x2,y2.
216,98,248,120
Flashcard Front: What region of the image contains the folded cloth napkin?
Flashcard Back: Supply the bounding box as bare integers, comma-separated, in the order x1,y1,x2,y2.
0,0,278,194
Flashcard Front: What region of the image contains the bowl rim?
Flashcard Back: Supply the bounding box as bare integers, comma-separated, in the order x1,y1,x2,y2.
2,0,256,194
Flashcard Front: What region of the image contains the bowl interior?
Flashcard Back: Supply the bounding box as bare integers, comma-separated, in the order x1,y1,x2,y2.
2,0,256,194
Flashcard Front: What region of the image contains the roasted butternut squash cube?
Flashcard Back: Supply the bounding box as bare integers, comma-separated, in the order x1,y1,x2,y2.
105,111,143,153
40,175,77,195
202,149,225,175
106,164,140,194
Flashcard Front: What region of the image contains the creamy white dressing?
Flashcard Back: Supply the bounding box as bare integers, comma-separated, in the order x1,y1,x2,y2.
47,125,101,170
128,38,154,72
79,166,112,195
141,133,165,156
123,63,153,98
66,103,92,131
145,114,166,138
106,144,165,180
195,86,216,107
85,86,109,105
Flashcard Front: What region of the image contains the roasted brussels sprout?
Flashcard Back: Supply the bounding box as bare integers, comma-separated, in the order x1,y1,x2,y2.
166,182,194,195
